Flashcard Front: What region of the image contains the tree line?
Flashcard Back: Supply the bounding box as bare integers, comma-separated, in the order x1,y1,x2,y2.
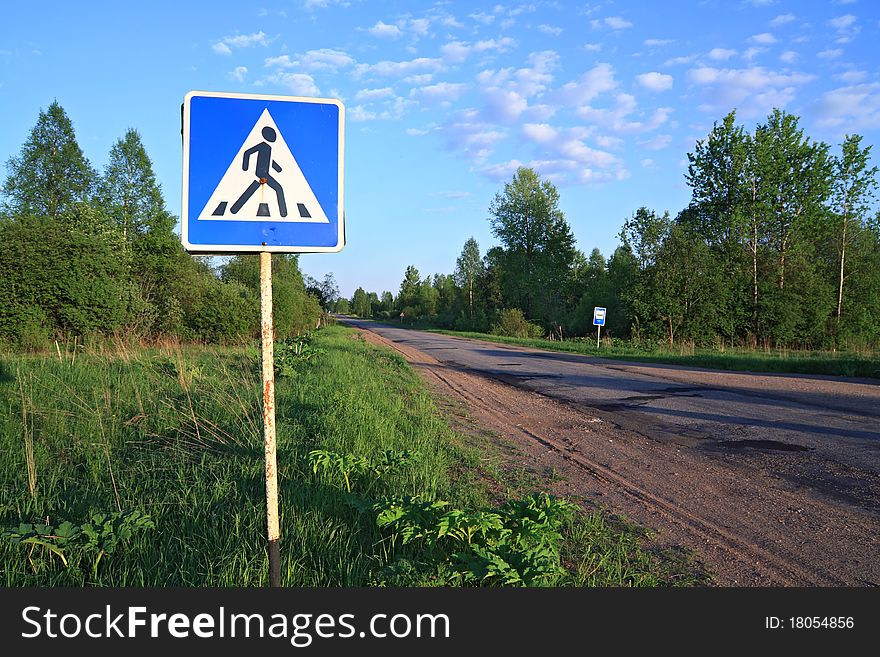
0,101,326,348
347,108,880,350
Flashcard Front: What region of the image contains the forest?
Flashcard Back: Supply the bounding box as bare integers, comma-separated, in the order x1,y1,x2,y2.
0,102,330,349
2,102,879,352
348,109,880,350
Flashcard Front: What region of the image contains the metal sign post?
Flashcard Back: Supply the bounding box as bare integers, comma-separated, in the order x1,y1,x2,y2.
260,251,281,587
593,306,607,349
181,91,345,588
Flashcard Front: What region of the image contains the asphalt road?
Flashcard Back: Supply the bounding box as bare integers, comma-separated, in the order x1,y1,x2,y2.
342,319,880,515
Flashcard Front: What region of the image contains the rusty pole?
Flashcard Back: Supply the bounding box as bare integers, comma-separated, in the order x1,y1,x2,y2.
260,250,281,587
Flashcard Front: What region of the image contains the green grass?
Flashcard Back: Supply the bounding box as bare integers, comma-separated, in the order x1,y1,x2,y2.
0,326,701,586
411,327,880,379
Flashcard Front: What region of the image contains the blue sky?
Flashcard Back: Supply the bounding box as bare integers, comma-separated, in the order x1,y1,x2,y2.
1,0,879,298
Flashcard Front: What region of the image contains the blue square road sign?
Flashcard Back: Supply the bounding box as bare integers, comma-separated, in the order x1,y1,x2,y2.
181,91,344,253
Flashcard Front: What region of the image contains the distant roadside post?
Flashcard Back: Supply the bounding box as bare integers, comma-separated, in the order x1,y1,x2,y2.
181,90,345,587
593,306,606,349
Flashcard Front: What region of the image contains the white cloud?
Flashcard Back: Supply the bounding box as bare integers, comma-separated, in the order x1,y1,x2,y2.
406,127,430,136
708,48,737,61
830,15,857,31
300,48,355,71
750,33,777,44
636,72,673,92
560,140,618,166
818,49,843,59
228,66,248,82
441,112,507,161
505,5,537,18
813,82,880,131
477,50,559,119
481,149,626,185
409,18,430,37
355,57,445,78
482,159,524,181
213,31,272,54
411,81,468,104
644,39,673,47
349,106,376,122
604,16,633,30
769,14,796,28
304,0,349,9
638,134,672,150
830,14,860,42
349,96,412,121
526,104,557,121
688,65,814,117
440,37,515,64
579,167,630,184
355,87,395,102
265,49,354,72
368,21,402,38
640,158,654,167
514,50,558,96
689,66,811,87
664,55,695,66
522,123,559,144
837,70,866,83
403,74,433,85
743,47,766,61
780,50,799,63
439,14,464,28
440,41,470,63
476,68,510,87
596,135,623,149
583,43,602,52
744,0,777,6
226,32,270,48
483,88,530,121
538,25,563,36
469,12,495,25
557,63,617,104
265,55,294,67
577,93,671,134
261,72,321,96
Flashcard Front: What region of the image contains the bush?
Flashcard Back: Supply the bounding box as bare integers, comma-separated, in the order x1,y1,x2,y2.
0,305,50,351
0,215,131,341
490,308,545,339
185,279,257,342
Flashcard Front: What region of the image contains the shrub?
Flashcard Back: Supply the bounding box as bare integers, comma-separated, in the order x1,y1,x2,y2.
490,308,544,339
185,279,257,342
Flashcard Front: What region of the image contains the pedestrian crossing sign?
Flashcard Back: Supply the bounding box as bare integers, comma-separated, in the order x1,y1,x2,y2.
181,91,344,253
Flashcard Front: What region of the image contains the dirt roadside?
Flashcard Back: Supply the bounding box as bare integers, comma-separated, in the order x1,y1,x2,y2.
355,327,880,586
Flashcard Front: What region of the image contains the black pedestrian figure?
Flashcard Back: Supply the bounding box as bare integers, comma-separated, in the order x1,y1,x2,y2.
230,126,288,217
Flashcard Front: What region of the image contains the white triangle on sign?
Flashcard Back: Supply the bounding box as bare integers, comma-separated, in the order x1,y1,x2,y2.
197,108,329,223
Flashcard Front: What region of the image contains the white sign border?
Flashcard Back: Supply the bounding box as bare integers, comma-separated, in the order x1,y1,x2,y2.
181,90,345,254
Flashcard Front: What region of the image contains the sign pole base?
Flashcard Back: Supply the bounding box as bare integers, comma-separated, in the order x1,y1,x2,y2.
260,251,281,587
597,324,601,350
